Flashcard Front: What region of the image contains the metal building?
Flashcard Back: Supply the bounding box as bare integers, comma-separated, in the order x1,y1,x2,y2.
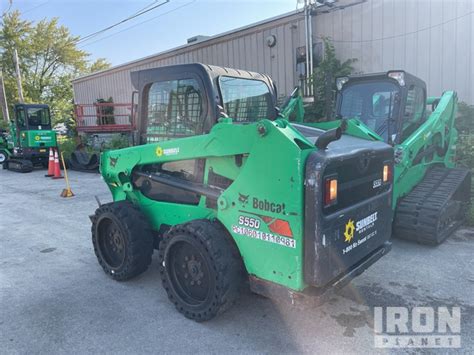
72,0,473,130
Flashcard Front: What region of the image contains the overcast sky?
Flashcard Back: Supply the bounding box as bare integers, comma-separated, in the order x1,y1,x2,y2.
4,0,298,66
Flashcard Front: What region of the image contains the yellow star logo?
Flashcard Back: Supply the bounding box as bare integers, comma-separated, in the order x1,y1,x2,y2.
344,219,355,243
155,146,163,157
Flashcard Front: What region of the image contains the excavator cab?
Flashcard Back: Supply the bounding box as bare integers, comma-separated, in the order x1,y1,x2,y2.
335,71,427,145
14,104,53,131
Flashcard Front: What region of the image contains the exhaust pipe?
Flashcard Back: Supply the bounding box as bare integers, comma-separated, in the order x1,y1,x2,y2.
315,127,342,150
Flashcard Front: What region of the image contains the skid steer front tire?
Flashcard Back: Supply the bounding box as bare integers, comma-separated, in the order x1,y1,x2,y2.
158,219,243,322
92,201,154,281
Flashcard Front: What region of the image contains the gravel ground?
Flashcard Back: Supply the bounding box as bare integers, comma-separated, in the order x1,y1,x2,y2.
1,168,473,354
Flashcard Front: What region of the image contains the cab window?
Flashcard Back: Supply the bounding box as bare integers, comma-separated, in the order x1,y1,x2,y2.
16,108,26,128
219,76,275,122
145,78,204,142
27,107,51,128
400,85,425,141
339,81,399,141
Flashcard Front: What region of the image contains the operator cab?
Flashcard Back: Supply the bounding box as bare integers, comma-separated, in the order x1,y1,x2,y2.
335,71,427,144
14,104,52,131
131,63,277,144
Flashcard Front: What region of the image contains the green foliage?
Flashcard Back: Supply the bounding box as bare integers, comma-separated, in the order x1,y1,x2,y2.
454,102,474,225
455,102,473,170
0,120,9,131
89,58,111,73
306,38,356,122
58,136,78,160
59,133,129,161
456,102,473,134
102,134,130,151
0,10,111,124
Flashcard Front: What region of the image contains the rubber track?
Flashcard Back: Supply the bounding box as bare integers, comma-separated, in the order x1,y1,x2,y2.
5,159,34,173
393,167,471,245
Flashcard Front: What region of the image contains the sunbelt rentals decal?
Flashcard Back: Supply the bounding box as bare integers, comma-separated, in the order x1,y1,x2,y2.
342,212,378,254
156,146,180,157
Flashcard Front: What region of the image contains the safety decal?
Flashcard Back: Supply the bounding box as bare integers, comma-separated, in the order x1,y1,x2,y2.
109,156,118,167
238,211,293,238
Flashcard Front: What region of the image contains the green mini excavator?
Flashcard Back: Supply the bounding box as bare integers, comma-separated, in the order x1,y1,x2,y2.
2,103,57,172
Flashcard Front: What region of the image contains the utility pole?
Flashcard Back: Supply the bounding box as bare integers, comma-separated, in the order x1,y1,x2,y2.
304,0,310,96
303,0,315,96
13,48,24,103
0,69,10,121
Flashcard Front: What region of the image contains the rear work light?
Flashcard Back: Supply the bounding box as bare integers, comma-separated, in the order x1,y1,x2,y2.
324,177,338,206
383,164,392,183
336,76,349,90
387,71,405,86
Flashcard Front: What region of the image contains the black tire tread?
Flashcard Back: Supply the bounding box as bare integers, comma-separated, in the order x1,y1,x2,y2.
92,201,154,281
158,219,242,322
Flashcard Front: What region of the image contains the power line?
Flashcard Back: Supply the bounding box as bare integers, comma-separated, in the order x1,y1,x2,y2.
77,0,170,44
79,0,197,48
130,0,161,17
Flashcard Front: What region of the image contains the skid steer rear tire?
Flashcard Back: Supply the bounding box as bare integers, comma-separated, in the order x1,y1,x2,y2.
92,201,154,281
0,150,7,165
158,219,243,322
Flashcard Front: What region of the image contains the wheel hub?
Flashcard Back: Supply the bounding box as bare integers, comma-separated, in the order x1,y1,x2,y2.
168,240,211,305
98,219,126,268
183,256,204,285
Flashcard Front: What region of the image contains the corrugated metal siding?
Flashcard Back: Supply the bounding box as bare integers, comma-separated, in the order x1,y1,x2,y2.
73,0,473,105
314,0,473,103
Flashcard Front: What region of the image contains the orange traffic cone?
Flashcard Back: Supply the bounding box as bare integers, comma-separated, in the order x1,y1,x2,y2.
52,149,63,179
45,148,54,177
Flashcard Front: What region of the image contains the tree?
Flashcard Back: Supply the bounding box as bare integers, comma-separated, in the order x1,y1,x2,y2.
89,58,111,73
306,37,356,121
0,10,111,124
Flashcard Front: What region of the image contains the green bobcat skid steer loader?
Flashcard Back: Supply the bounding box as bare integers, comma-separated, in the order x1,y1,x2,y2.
2,103,57,173
91,63,394,321
335,71,471,244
